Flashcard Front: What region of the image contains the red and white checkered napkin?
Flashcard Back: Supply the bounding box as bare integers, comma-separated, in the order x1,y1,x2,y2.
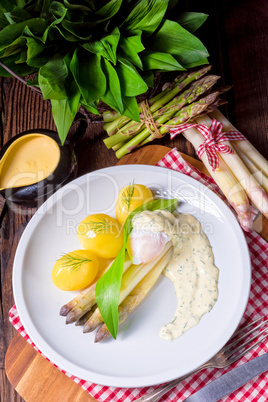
9,148,268,402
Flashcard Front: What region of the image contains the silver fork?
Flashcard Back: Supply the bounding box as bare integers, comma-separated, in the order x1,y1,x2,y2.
135,316,268,402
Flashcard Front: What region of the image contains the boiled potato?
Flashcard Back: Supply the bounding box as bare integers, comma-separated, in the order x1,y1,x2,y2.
77,213,123,259
52,249,99,291
115,183,153,225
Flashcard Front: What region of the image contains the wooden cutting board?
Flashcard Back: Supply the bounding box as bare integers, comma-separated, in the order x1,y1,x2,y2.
4,145,267,402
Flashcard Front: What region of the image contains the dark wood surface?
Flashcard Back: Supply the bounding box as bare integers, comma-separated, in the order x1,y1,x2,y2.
1,1,267,401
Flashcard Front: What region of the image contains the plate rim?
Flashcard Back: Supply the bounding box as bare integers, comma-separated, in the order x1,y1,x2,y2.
12,164,252,387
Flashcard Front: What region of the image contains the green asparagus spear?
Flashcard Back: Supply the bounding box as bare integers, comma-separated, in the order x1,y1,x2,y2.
139,99,228,147
103,66,212,136
115,90,222,159
104,74,219,150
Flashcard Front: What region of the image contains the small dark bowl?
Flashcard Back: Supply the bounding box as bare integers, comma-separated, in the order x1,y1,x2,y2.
0,129,78,208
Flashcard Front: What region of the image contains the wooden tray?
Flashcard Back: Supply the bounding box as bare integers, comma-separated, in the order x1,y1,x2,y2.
5,145,267,402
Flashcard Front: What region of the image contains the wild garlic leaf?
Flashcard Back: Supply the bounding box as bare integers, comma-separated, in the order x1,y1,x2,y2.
51,92,80,144
61,20,93,40
0,53,36,76
81,98,100,115
83,27,120,65
118,31,144,69
53,24,80,42
149,19,209,67
177,12,208,33
0,0,17,13
121,94,140,122
101,58,124,114
116,57,148,97
96,0,123,21
15,47,27,64
38,55,68,100
95,246,125,340
0,18,47,51
98,27,120,65
63,0,93,13
141,50,185,72
25,37,54,68
2,44,22,58
4,7,32,25
122,0,168,36
49,1,68,26
0,12,9,29
141,71,154,87
70,48,106,104
184,57,209,69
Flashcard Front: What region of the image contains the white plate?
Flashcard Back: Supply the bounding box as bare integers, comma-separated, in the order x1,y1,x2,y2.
13,165,251,388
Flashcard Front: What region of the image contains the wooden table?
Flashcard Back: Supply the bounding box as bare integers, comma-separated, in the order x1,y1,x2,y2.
1,1,267,401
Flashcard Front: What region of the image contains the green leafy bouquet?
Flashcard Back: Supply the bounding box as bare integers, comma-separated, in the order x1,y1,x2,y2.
0,0,209,143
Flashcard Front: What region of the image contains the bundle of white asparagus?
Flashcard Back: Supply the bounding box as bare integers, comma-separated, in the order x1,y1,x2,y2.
102,66,268,232
181,110,268,231
60,243,173,342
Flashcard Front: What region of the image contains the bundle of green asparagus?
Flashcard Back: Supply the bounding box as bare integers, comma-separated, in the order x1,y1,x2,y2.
103,65,228,158
60,243,173,342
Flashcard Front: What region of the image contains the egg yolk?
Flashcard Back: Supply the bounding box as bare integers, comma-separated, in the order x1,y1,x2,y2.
77,213,123,259
52,249,99,291
115,184,153,225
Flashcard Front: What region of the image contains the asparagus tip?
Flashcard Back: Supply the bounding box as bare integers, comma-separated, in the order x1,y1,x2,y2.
65,313,77,324
59,305,69,316
94,324,109,343
83,324,94,333
192,64,212,78
94,333,102,343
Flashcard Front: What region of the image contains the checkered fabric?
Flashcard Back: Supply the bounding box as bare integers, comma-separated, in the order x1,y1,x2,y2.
9,148,268,401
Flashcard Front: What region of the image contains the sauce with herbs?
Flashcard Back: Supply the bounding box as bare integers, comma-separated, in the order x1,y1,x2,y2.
132,210,219,341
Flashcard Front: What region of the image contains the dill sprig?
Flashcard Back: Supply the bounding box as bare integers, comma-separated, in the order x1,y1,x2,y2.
121,181,135,211
59,253,92,272
85,217,111,235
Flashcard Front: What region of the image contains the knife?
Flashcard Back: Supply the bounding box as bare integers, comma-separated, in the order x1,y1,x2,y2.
184,353,268,402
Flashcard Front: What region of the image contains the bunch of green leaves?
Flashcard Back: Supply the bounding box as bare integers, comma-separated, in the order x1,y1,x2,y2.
95,197,179,339
0,0,209,143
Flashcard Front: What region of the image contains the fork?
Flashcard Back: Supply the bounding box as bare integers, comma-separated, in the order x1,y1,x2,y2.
135,316,268,402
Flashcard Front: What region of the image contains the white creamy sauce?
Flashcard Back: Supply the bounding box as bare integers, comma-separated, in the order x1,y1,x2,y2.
132,210,219,341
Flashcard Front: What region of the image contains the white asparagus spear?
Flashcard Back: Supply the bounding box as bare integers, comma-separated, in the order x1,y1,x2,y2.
182,128,253,231
83,242,173,333
63,255,132,324
232,143,268,193
210,109,268,177
95,246,174,342
195,115,268,219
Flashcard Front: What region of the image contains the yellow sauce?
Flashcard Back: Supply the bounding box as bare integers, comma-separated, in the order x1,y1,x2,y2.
132,210,219,341
0,134,60,190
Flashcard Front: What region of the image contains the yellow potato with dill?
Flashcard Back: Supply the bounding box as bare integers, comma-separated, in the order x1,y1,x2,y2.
77,213,123,258
115,183,153,225
52,249,99,291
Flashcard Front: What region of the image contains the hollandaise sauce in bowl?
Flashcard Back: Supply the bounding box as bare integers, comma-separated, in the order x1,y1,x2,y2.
0,129,77,206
